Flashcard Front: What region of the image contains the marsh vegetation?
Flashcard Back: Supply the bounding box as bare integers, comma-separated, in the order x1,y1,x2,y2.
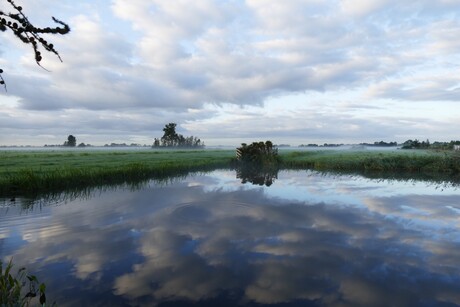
280,149,460,174
0,259,48,306
1,148,460,197
0,149,233,196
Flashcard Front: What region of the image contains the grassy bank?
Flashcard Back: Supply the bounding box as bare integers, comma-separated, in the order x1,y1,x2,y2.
279,149,460,174
1,148,459,196
0,149,235,196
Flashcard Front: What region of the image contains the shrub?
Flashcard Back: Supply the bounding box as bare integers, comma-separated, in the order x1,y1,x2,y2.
236,141,279,165
0,259,48,307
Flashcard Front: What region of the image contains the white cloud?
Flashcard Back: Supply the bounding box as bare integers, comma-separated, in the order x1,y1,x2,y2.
340,0,393,17
1,0,460,145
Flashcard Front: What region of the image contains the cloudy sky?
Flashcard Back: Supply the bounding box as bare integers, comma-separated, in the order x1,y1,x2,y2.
1,0,460,146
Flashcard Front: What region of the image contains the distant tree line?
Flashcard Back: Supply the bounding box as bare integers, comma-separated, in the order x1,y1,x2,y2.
104,143,149,147
152,123,204,148
298,140,460,150
299,143,344,147
401,139,460,150
299,141,397,148
44,135,88,147
359,141,398,147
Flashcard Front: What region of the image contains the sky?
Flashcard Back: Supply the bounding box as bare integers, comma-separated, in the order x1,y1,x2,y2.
1,0,460,146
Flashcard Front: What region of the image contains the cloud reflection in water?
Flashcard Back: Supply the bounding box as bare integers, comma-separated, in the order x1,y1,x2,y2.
2,171,460,306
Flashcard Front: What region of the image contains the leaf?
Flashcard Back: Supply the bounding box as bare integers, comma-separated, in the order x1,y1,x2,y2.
25,291,37,298
40,292,47,304
5,260,13,277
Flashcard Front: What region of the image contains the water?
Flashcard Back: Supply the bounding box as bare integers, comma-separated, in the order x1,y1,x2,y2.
1,170,460,306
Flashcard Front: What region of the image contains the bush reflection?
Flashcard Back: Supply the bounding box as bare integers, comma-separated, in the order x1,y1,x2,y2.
236,165,279,186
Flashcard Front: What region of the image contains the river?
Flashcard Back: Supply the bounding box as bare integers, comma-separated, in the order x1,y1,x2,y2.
1,170,460,306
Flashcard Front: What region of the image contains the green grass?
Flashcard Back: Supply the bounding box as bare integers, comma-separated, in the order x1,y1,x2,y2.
1,148,460,197
0,149,235,196
279,149,460,173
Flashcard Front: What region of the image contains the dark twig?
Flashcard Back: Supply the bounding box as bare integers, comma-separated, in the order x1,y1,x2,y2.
0,0,70,89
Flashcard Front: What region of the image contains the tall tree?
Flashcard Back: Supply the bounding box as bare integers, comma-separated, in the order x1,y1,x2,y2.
64,135,76,147
161,123,178,147
0,0,70,90
154,123,204,148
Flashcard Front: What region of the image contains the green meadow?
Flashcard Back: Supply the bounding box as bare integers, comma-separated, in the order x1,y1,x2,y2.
1,148,459,196
0,149,234,196
280,149,460,173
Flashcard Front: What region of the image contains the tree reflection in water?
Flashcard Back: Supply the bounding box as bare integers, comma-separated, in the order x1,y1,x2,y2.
235,165,279,186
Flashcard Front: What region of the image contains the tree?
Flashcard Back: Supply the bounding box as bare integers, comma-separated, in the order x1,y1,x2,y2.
0,0,70,90
234,141,279,187
161,123,179,147
236,141,279,165
153,123,204,148
64,134,76,147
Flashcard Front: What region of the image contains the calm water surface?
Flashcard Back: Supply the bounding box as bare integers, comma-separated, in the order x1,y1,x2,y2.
1,170,460,306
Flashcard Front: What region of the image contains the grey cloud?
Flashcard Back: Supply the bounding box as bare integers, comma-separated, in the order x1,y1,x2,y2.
3,0,460,145
7,0,460,112
368,77,460,102
185,107,453,144
0,105,218,146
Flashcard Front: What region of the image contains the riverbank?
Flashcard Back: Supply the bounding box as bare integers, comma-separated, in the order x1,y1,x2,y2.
0,149,234,196
280,149,460,173
1,148,459,196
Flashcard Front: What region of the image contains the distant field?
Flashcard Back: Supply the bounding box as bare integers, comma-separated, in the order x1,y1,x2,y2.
1,148,459,196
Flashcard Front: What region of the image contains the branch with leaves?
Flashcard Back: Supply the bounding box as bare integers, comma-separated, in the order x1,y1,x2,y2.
1,259,49,306
0,0,70,90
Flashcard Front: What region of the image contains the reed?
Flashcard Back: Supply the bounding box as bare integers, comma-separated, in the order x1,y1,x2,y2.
0,149,234,196
1,148,460,197
0,259,47,306
279,150,460,174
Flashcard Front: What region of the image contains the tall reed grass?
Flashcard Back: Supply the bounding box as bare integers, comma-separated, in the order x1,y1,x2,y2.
0,150,234,196
1,149,459,197
280,150,460,174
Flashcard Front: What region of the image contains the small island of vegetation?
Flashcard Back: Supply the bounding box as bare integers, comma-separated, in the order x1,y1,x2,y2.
233,141,280,186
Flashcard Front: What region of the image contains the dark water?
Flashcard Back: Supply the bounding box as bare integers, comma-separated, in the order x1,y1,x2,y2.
2,170,460,306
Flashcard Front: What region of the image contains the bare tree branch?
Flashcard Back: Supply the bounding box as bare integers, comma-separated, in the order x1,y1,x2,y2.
0,0,70,90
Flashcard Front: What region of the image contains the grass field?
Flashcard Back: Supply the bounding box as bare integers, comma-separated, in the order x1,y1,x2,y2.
0,149,234,196
279,149,460,173
1,148,459,196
